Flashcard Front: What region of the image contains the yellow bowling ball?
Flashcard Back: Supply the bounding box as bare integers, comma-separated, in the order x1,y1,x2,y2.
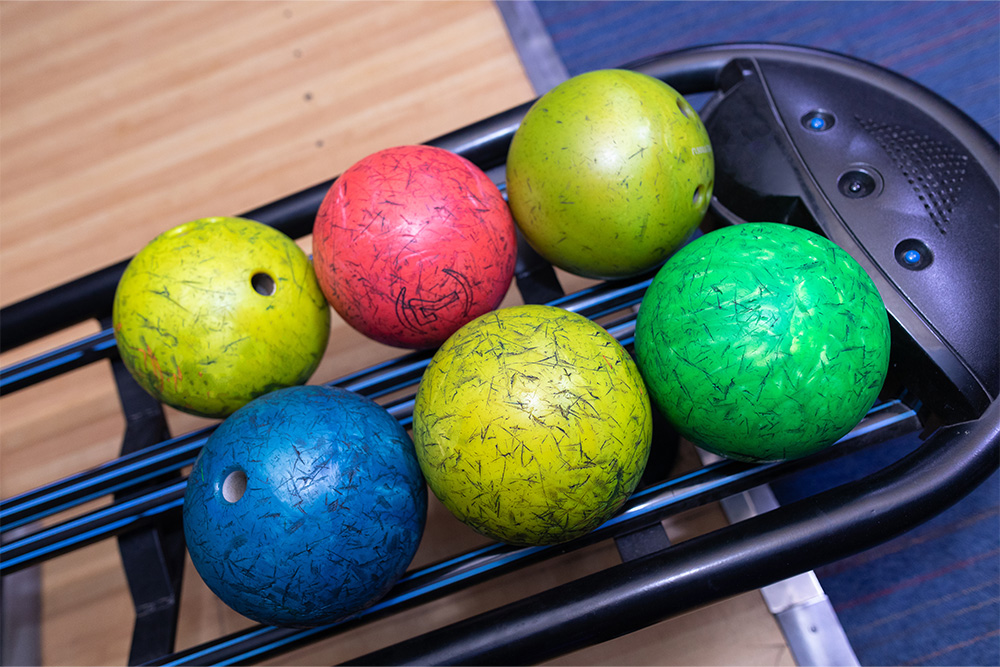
412,304,652,546
112,216,330,418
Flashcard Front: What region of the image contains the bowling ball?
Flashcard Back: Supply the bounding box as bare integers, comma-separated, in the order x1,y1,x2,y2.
412,304,652,546
506,69,714,279
313,144,517,350
183,385,427,628
112,216,330,419
634,223,891,462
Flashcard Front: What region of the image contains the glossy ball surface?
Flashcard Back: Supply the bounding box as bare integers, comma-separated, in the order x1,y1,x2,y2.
413,305,652,546
183,385,427,627
634,223,890,462
313,145,517,350
112,217,330,418
506,69,714,279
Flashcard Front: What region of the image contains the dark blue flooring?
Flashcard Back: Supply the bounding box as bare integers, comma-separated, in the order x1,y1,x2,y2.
772,432,999,666
519,2,1000,665
532,1,999,140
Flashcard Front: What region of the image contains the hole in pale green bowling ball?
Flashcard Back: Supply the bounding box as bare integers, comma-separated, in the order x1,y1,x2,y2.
222,469,247,503
676,97,693,119
251,272,276,296
693,185,703,207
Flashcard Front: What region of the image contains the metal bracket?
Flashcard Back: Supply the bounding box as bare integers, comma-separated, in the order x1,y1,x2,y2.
702,449,860,667
103,317,185,665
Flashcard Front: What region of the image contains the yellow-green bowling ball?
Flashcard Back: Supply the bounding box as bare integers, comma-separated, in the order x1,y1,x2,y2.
112,217,330,418
412,304,652,546
506,69,714,279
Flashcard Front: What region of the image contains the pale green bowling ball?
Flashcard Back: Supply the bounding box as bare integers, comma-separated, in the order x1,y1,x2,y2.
506,68,714,279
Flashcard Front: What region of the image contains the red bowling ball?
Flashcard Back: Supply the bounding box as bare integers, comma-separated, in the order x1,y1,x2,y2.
313,145,517,349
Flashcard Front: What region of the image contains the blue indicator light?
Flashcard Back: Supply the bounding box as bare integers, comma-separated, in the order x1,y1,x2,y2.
801,111,834,132
903,249,921,264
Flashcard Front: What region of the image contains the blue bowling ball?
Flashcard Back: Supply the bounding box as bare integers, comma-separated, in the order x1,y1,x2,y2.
183,385,427,627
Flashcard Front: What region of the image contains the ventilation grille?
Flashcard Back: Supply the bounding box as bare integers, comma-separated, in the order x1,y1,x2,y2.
857,116,969,234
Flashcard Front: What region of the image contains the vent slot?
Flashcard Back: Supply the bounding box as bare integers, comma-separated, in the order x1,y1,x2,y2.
856,116,968,234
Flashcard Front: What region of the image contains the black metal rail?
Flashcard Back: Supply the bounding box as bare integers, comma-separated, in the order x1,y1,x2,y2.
0,312,920,576
350,401,999,666
0,275,648,533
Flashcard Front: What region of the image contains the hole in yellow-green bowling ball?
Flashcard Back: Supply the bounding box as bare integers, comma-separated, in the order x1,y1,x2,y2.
222,469,247,503
251,272,276,296
693,185,703,207
676,97,693,119
165,222,196,238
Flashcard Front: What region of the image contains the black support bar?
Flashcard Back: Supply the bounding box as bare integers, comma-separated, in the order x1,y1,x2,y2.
0,100,528,354
348,400,999,666
0,276,650,533
144,399,919,666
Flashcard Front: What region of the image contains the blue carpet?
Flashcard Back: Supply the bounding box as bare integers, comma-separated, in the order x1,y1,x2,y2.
532,0,999,141
818,472,999,666
771,432,1000,666
513,2,1000,665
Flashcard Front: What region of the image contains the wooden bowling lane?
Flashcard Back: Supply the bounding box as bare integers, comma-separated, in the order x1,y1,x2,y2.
0,2,792,664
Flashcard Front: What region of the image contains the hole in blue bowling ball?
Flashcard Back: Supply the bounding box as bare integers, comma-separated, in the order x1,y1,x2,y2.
222,469,247,503
251,272,276,296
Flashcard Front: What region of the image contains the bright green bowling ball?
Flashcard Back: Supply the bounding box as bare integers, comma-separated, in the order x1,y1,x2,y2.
634,223,890,462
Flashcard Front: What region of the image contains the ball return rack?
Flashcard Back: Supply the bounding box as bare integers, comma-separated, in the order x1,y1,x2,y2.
1,44,997,666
